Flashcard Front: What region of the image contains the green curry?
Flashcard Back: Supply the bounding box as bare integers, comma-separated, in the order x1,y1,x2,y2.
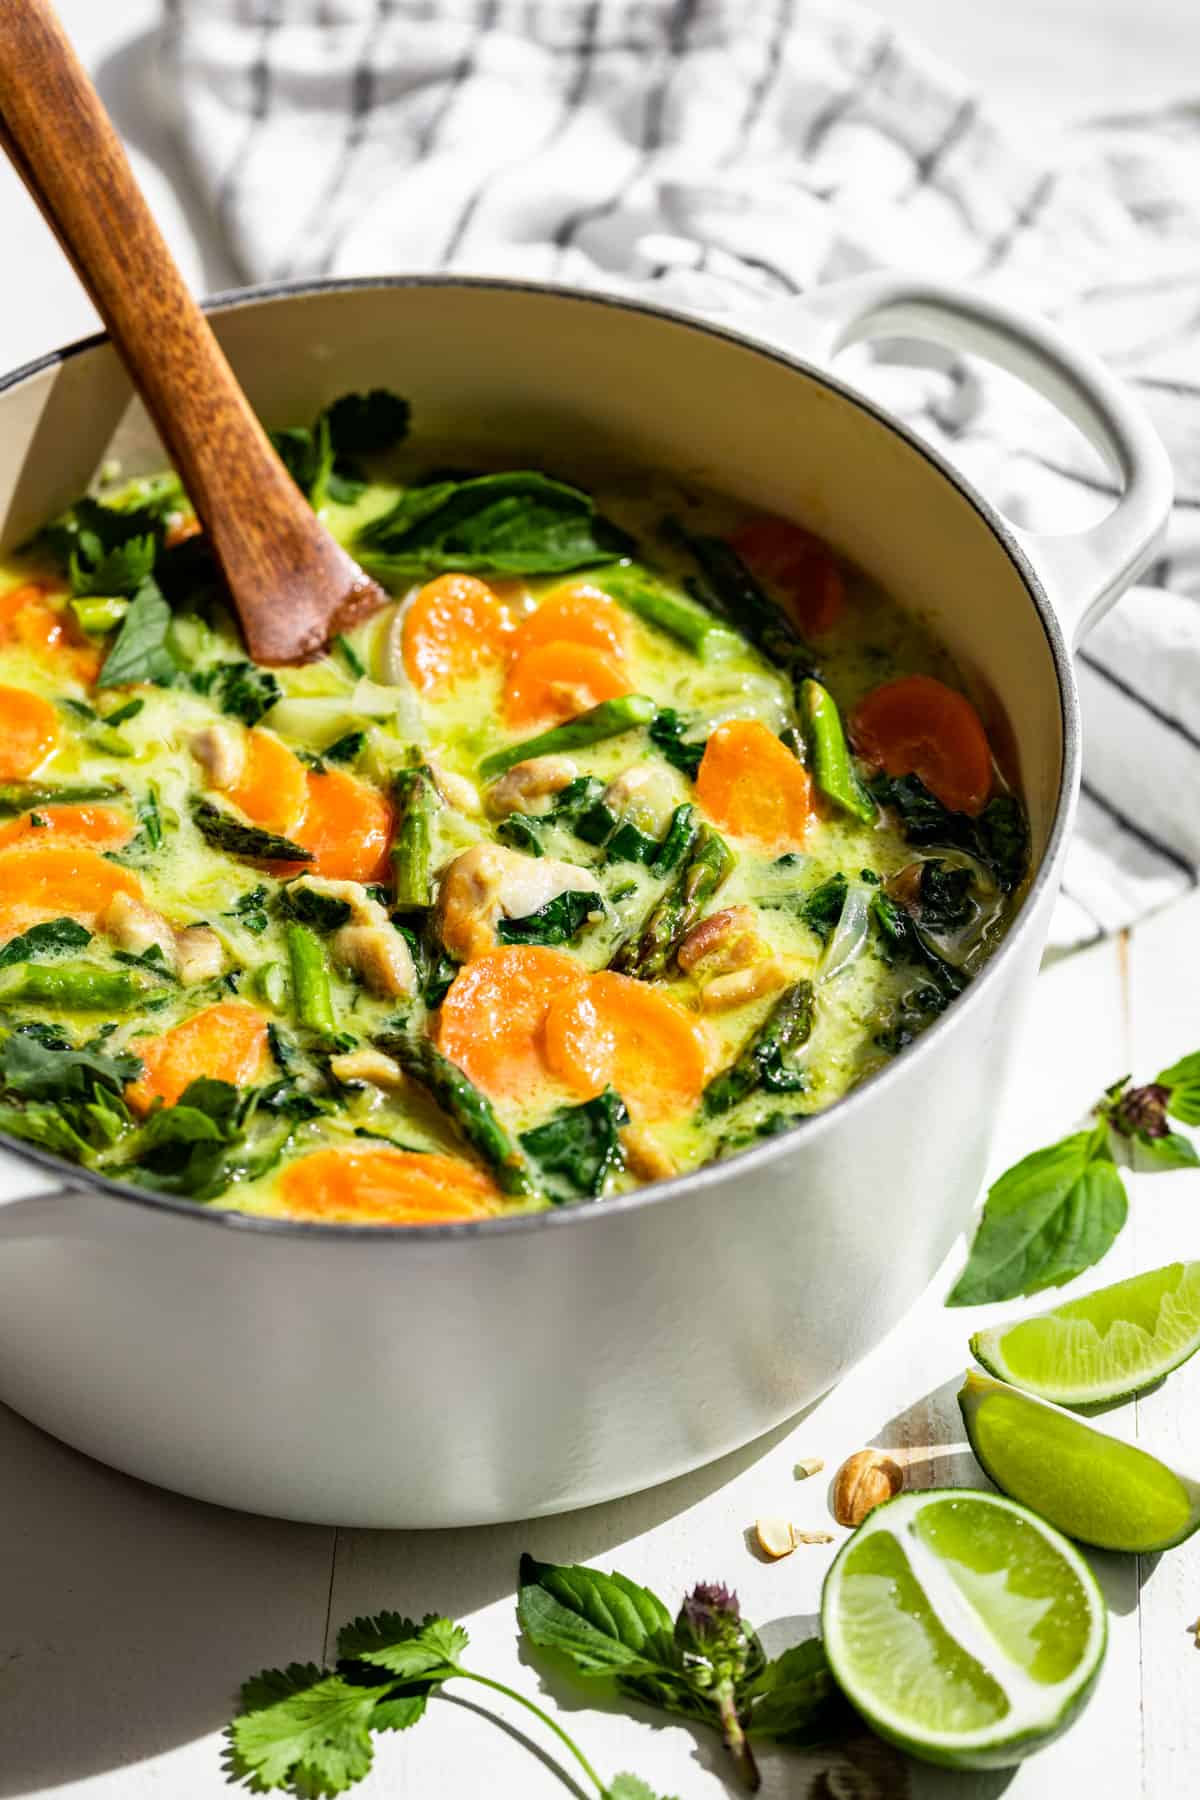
0,390,1027,1223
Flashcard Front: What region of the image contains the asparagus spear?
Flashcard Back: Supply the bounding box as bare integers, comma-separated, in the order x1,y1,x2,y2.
703,979,815,1114
650,802,698,875
479,694,657,782
612,824,733,978
597,565,742,661
285,923,337,1039
800,678,875,826
0,962,158,1011
71,596,128,635
375,1033,538,1198
663,518,818,685
192,799,312,864
0,780,122,816
391,764,438,911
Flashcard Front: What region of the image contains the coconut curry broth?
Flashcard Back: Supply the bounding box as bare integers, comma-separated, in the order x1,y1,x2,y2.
0,407,1028,1223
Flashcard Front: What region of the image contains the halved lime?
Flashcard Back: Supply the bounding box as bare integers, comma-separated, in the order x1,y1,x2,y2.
960,1370,1200,1551
971,1261,1200,1407
821,1487,1105,1769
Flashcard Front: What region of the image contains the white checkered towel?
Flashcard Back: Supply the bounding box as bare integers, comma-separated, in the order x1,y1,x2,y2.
162,0,1200,948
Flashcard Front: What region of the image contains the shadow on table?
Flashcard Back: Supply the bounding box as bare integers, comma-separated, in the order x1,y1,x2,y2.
0,1401,335,1799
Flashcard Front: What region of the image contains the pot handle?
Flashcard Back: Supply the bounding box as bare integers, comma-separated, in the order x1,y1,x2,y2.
755,272,1173,647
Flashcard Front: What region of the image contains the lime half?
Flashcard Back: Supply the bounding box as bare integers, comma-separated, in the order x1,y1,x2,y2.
821,1487,1105,1769
971,1261,1200,1407
960,1370,1200,1551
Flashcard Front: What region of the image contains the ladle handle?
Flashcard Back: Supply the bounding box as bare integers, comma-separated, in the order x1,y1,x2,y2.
0,0,371,664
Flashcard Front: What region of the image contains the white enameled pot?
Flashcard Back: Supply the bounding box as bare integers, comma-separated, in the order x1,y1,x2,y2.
0,275,1172,1526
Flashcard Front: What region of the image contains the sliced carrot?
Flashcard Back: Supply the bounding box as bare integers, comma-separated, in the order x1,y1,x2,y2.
0,685,59,780
436,946,588,1101
0,584,101,684
283,767,394,883
730,516,845,636
0,842,140,938
164,512,202,550
849,674,994,816
503,640,632,730
509,584,630,662
277,1147,497,1226
126,1001,269,1116
543,971,709,1123
695,718,813,854
402,574,511,694
0,803,133,853
225,728,309,837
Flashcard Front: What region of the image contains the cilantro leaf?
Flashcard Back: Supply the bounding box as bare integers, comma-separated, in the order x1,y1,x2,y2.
521,1088,629,1201
97,579,179,689
337,1612,466,1679
948,1126,1127,1305
227,1663,391,1797
609,1779,680,1800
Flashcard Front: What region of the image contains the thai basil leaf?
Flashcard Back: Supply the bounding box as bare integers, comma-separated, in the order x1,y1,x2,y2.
97,579,179,688
356,471,634,578
517,1555,676,1674
947,1126,1127,1305
1124,1130,1200,1174
742,1640,847,1744
0,918,92,968
1158,1050,1200,1127
495,889,599,947
520,1088,629,1200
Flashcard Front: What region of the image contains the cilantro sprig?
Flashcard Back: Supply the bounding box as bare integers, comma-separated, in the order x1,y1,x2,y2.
228,1559,847,1797
949,1048,1200,1305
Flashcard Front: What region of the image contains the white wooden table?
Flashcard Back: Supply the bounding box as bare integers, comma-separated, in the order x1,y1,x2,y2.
2,6,1198,1797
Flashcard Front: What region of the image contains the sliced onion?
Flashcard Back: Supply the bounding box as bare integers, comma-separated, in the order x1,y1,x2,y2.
818,879,872,984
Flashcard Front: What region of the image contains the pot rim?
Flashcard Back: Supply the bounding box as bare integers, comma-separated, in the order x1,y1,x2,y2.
0,273,1079,1242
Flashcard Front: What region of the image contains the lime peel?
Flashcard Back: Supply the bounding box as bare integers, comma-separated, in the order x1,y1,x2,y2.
970,1260,1200,1408
960,1369,1200,1553
821,1486,1106,1770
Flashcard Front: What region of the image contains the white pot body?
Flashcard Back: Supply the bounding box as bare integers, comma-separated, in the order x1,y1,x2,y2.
0,279,1170,1526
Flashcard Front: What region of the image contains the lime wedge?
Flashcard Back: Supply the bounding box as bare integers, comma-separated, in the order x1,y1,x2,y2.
821,1487,1105,1769
960,1370,1200,1551
971,1261,1200,1407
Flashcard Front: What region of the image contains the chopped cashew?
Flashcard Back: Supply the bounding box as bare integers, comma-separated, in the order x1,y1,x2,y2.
174,925,224,985
437,843,600,962
754,1518,798,1560
700,959,789,1012
329,1048,406,1091
101,892,177,962
426,755,481,817
190,723,244,790
677,905,763,975
332,923,416,999
486,754,580,818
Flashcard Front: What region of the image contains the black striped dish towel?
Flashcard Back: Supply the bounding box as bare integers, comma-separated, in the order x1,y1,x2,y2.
164,0,1200,949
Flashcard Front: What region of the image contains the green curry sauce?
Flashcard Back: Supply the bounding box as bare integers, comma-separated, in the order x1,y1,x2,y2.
0,392,1028,1224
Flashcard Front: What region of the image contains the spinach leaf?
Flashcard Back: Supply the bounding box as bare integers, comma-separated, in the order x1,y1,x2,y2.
0,918,92,968
495,889,599,947
520,1088,629,1200
423,949,459,1009
1158,1050,1200,1126
324,729,367,767
0,1105,92,1160
870,773,1030,893
226,887,271,934
121,1077,292,1199
916,858,974,930
799,872,847,942
356,471,634,579
871,890,967,1002
191,799,312,865
0,1030,141,1101
210,659,283,726
108,786,165,868
324,389,410,457
271,417,333,504
947,1125,1126,1305
112,943,178,983
278,883,353,933
97,579,179,689
648,708,705,779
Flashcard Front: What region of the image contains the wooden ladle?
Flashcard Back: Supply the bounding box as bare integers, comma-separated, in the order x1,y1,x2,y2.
0,0,387,665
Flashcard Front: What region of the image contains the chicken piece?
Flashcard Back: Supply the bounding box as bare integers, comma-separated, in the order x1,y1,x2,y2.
426,755,481,817
100,891,177,962
190,723,244,790
329,1047,406,1091
436,843,601,962
602,761,683,834
174,925,224,985
485,754,580,818
332,923,416,999
677,905,763,976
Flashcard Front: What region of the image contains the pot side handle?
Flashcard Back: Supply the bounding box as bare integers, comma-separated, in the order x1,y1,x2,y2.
756,272,1173,647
